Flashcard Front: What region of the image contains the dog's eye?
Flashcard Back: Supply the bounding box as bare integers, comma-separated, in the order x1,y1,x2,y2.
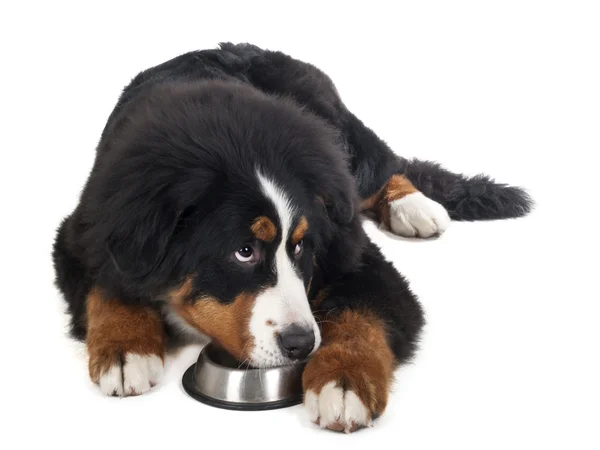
294,240,303,258
235,245,260,264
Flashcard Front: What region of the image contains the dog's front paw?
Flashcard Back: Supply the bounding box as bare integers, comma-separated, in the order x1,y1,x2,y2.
302,344,392,433
89,349,163,397
304,382,373,433
388,192,450,238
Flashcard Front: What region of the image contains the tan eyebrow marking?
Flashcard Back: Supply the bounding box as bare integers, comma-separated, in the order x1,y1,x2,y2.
250,216,277,242
291,216,308,245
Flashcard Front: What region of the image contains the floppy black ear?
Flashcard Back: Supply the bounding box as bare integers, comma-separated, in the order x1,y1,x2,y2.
106,197,181,279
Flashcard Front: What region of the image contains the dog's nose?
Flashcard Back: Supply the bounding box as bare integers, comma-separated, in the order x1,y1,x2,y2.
277,324,315,360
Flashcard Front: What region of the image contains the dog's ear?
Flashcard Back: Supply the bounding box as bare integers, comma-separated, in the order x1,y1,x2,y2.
101,165,218,280
106,196,181,279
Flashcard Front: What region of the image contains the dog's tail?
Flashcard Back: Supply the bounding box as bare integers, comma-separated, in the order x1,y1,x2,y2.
403,158,533,221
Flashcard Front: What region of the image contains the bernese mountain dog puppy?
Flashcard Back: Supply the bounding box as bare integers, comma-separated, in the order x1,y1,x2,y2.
53,43,532,432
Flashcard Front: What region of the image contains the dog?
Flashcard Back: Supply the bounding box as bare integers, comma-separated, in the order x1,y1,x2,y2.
53,43,532,432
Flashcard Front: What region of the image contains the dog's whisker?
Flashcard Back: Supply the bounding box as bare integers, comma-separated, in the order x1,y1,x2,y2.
324,307,339,321
315,319,337,325
236,339,252,369
258,366,265,392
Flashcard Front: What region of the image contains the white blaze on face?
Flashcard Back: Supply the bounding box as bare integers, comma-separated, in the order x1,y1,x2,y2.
249,172,321,366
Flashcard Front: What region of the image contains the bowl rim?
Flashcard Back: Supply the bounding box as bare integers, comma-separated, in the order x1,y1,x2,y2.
182,362,304,411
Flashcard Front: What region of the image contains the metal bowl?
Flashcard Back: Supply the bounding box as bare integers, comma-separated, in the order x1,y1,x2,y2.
182,343,306,411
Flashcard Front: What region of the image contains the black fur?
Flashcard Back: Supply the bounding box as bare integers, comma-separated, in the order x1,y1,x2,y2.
404,159,533,221
53,42,531,368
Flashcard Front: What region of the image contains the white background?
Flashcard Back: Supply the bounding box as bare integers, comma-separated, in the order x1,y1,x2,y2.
1,1,599,449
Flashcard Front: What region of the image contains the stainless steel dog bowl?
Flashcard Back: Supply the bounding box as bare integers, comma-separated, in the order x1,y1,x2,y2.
182,343,306,411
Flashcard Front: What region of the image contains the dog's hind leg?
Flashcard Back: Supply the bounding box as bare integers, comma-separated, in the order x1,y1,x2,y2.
340,111,453,237
338,99,531,228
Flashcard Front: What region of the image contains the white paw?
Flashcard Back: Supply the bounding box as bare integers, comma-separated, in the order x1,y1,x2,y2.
98,354,163,397
389,192,450,238
305,382,372,433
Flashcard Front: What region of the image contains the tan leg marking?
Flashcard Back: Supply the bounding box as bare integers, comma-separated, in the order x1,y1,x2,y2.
303,309,395,432
362,174,450,237
86,289,165,396
361,174,418,228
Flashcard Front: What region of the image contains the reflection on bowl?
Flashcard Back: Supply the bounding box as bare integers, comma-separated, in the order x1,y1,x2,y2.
182,343,306,411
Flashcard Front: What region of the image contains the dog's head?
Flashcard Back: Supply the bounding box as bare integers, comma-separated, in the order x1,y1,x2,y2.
84,80,359,367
